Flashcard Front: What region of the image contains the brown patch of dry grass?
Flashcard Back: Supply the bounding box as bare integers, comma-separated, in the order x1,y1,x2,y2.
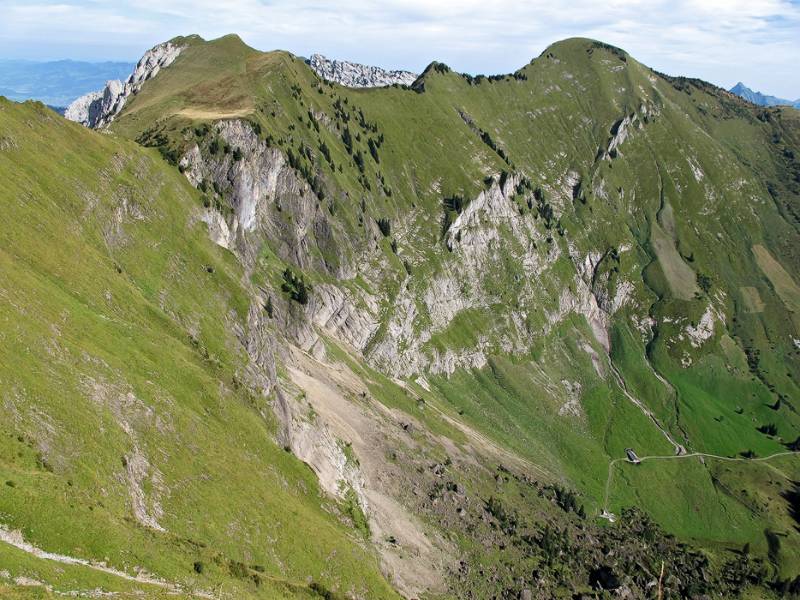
753,244,800,313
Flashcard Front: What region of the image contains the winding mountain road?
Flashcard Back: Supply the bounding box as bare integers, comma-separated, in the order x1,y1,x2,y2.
602,450,800,516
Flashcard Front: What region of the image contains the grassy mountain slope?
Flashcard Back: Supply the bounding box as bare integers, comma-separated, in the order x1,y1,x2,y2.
0,98,399,598
3,32,800,598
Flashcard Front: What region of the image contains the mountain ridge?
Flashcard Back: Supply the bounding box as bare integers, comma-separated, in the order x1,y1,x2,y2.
306,53,417,88
65,36,422,128
65,40,184,127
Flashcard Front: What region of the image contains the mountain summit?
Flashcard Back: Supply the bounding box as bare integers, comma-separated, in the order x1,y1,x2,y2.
65,40,184,127
2,33,800,598
730,81,800,108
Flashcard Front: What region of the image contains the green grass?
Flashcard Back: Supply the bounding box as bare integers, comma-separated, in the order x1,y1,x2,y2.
103,33,800,579
2,30,800,596
0,98,399,599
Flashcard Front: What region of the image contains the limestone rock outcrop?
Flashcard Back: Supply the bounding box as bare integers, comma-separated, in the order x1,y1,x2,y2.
307,54,417,88
65,41,183,128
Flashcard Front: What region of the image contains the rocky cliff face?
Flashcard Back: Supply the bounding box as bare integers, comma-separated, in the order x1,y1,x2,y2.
178,119,382,361
65,41,183,128
179,119,356,278
63,90,102,124
181,123,629,384
307,53,417,88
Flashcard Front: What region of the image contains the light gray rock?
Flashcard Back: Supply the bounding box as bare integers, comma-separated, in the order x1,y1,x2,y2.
65,41,183,128
606,115,632,157
181,119,356,279
370,174,555,378
63,90,102,125
180,120,384,359
308,54,417,88
309,283,380,351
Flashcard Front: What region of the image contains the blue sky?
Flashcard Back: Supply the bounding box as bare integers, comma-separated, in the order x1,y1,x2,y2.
1,0,799,98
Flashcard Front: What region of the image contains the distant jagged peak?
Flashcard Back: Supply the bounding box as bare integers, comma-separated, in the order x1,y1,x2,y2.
730,82,749,94
65,39,184,128
728,82,799,108
307,53,417,88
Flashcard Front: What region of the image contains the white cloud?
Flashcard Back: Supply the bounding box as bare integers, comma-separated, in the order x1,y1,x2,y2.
0,0,797,97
